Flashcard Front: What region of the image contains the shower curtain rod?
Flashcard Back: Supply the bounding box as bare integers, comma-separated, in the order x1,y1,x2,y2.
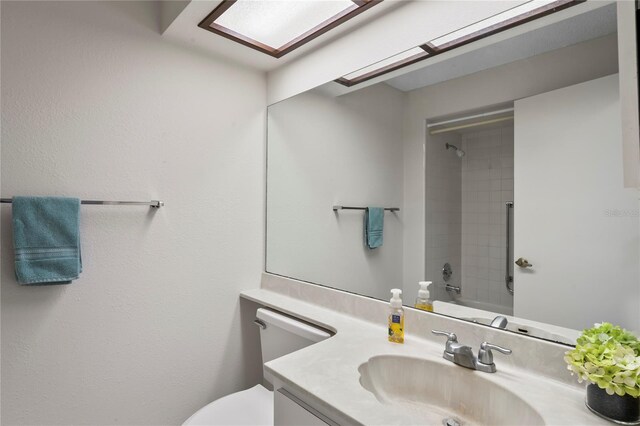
429,116,514,135
427,107,514,129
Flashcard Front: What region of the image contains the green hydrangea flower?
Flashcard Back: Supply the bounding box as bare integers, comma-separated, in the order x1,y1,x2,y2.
565,323,640,398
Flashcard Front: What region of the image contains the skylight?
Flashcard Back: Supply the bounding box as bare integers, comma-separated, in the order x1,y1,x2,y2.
337,47,430,87
430,0,567,49
199,0,379,58
335,0,581,87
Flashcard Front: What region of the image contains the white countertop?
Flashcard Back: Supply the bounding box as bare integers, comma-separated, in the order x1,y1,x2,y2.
241,287,607,426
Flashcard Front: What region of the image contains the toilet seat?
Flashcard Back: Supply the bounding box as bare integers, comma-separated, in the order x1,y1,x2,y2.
182,384,273,426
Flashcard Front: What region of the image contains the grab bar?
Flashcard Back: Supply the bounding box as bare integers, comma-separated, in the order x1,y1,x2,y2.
505,202,514,295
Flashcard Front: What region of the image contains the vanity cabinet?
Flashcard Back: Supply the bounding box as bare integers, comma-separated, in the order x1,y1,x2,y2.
274,388,336,426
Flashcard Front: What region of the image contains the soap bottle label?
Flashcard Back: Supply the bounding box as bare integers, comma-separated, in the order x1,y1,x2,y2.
388,313,404,344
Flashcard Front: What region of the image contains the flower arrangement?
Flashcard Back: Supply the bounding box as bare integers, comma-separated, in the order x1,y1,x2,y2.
565,323,640,398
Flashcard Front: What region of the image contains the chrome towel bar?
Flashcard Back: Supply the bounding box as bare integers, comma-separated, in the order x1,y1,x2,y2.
333,205,399,212
0,198,164,208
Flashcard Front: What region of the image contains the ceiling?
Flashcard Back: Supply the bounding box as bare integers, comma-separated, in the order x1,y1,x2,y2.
161,0,404,72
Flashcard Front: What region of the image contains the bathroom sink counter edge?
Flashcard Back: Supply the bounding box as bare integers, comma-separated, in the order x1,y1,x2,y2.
241,285,608,426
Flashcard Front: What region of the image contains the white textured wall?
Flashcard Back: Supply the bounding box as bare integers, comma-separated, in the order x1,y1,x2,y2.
267,84,405,300
1,2,265,425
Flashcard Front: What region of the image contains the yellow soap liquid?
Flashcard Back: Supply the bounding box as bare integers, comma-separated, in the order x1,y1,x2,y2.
415,302,433,312
388,310,404,344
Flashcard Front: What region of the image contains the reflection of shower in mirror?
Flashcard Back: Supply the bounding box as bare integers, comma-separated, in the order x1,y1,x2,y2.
445,142,465,158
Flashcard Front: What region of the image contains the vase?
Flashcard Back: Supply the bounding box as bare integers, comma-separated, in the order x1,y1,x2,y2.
586,383,640,424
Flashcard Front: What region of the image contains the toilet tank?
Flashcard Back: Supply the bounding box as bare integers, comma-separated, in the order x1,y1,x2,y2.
256,308,331,364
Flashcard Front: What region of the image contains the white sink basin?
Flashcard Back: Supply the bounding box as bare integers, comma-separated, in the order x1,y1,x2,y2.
359,355,544,425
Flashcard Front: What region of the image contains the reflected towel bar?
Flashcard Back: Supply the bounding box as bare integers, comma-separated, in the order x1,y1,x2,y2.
333,205,399,212
0,198,164,208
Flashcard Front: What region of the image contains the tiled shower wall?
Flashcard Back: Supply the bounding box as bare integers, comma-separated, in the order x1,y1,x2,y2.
425,132,462,301
460,126,514,313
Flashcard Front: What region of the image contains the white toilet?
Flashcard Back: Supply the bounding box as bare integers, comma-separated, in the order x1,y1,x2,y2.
183,308,331,426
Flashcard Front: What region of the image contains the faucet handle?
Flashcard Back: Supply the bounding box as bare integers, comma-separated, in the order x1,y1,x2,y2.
432,330,457,342
478,342,512,365
432,330,458,353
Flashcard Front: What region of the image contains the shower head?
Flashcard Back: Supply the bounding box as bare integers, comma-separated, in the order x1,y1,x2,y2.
445,143,465,158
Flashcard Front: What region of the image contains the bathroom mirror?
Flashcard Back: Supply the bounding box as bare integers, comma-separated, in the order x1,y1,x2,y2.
266,1,640,346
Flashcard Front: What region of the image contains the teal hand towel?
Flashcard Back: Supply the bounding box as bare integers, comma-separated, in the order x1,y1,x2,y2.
364,207,384,249
12,196,82,285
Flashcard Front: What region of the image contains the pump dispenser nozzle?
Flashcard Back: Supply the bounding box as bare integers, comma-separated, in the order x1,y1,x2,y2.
418,281,431,299
390,288,403,308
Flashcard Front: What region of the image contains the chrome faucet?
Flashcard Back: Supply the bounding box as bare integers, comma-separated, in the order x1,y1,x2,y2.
444,283,461,295
432,330,512,373
490,315,508,329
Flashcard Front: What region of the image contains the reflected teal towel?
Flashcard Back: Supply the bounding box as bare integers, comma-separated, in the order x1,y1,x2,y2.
365,207,384,249
12,196,82,285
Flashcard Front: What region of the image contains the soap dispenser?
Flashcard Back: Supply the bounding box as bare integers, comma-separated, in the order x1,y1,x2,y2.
388,288,404,344
415,281,434,312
